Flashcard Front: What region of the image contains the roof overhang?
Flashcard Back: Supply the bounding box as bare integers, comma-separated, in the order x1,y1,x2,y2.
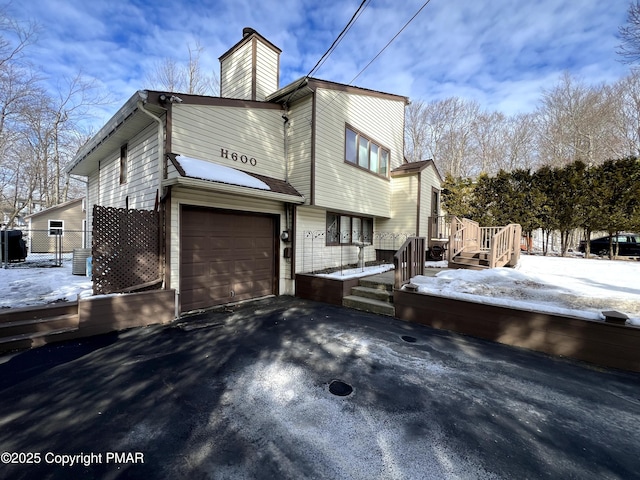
65,91,167,177
162,176,305,204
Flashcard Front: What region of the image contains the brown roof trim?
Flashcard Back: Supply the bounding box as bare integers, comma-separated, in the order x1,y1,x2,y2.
391,159,443,182
171,154,303,198
144,91,283,110
219,28,282,62
307,78,409,104
245,171,303,197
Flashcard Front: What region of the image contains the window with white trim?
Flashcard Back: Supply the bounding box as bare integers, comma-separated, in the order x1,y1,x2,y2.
345,125,389,177
48,219,64,236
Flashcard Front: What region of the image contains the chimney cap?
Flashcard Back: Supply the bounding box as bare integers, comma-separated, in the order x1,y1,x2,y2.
243,27,257,38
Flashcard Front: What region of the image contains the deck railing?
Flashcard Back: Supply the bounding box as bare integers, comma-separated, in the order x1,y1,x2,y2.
393,237,426,289
448,217,480,261
487,223,521,268
449,218,521,269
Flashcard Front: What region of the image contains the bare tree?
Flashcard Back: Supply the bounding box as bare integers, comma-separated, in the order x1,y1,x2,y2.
618,1,640,64
536,73,620,167
470,111,508,175
503,113,538,171
145,41,219,95
613,71,640,156
404,100,428,162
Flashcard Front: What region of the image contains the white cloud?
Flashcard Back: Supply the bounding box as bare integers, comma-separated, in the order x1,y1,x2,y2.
8,0,633,124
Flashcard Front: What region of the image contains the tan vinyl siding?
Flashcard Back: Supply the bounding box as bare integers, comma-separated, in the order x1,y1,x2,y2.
419,166,441,235
377,175,418,234
171,104,286,180
168,187,293,295
86,169,100,245
287,98,312,202
220,41,253,100
27,200,85,253
295,206,375,273
313,88,405,217
98,123,159,210
255,41,279,100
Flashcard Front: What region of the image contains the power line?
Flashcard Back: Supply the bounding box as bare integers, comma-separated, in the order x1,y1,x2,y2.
307,0,371,78
316,0,432,116
284,0,371,107
349,0,432,85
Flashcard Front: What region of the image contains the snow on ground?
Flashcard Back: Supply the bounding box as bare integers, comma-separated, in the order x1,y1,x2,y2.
2,254,639,327
317,263,395,279
411,254,640,326
1,261,92,309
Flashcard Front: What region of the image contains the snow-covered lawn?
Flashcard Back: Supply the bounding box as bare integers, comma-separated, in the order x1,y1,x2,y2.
2,254,639,326
1,262,92,309
412,254,640,325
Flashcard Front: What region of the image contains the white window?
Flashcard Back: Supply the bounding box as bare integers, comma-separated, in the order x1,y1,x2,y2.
48,220,64,236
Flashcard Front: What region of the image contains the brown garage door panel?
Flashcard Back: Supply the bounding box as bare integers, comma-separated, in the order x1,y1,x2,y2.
180,207,277,312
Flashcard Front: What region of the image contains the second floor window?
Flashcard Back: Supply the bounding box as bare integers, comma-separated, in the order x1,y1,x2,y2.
345,126,389,177
120,144,128,184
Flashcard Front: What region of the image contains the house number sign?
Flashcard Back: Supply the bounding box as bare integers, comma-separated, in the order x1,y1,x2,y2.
220,148,257,166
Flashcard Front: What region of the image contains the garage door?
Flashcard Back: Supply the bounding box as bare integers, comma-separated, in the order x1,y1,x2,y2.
180,206,277,312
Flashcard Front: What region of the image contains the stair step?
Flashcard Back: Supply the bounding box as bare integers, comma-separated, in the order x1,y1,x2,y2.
358,279,393,292
0,314,79,338
449,258,489,270
458,251,489,260
343,295,395,316
351,286,393,302
0,325,80,347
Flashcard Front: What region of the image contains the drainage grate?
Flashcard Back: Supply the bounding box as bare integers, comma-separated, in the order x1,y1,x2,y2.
329,380,353,396
401,335,417,343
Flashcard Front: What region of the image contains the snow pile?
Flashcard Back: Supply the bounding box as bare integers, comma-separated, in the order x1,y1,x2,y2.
177,155,270,190
410,255,640,325
316,264,394,279
0,263,92,308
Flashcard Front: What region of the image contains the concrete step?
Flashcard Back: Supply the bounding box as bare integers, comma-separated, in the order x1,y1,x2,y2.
359,278,393,292
351,286,393,303
343,295,395,316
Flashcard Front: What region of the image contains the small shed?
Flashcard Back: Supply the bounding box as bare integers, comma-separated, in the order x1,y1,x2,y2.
24,198,86,253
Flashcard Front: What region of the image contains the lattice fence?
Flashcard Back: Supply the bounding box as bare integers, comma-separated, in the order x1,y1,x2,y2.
92,205,160,295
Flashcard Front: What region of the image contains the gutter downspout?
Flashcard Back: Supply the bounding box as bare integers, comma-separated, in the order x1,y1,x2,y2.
137,97,169,304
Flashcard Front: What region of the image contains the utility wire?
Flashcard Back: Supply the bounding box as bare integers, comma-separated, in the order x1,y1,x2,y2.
284,0,370,107
316,0,432,117
349,0,432,85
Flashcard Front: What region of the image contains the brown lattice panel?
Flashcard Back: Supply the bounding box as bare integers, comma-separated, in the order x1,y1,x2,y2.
92,206,160,295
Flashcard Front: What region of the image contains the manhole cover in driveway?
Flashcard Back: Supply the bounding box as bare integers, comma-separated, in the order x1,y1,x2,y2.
329,380,353,396
401,335,417,343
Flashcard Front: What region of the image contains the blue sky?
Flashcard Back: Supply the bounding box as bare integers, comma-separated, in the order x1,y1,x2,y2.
9,0,632,125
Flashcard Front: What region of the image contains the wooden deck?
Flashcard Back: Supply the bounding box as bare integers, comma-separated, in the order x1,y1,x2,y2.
394,289,640,373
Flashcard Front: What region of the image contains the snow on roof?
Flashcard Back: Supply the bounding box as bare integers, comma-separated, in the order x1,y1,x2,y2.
177,155,270,190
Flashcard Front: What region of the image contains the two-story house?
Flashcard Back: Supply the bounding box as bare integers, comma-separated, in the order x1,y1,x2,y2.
65,28,442,314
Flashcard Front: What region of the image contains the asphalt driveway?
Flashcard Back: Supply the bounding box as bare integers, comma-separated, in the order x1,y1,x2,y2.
0,296,639,479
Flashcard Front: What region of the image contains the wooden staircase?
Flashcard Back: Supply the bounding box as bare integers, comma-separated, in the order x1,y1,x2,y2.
449,217,521,270
0,302,80,353
342,272,395,316
450,251,490,270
